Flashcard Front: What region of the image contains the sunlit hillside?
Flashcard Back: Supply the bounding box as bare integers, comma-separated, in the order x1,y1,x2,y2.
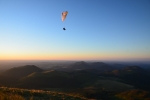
0,87,87,100
1,87,150,100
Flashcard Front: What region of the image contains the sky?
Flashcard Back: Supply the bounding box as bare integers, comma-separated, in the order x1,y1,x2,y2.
0,0,150,61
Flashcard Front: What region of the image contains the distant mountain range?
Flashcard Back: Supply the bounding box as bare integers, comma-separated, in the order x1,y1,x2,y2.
0,61,150,91
50,61,115,72
0,61,150,100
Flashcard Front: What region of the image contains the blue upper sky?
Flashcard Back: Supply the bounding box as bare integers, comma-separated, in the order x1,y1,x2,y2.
0,0,150,61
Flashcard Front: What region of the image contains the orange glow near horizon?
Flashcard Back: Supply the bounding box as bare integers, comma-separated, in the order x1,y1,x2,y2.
0,52,149,61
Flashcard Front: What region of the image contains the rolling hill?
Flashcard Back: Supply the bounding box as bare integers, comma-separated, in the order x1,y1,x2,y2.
0,64,134,91
0,62,150,99
1,65,43,78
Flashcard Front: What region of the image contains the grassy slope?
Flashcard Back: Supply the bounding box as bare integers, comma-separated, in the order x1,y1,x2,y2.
0,87,87,100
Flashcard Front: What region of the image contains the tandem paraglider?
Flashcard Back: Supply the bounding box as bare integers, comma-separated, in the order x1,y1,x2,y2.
61,11,68,30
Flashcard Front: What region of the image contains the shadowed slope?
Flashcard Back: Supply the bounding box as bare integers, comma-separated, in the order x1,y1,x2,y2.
1,65,43,78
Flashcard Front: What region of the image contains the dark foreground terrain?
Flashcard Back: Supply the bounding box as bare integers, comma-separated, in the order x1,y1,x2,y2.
0,61,150,100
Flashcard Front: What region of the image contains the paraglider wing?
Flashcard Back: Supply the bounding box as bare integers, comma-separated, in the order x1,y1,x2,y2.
62,11,68,21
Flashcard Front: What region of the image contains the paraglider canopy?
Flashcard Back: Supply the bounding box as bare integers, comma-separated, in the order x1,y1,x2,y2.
62,11,68,22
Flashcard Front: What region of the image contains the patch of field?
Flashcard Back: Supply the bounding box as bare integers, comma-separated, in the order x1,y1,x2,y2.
93,79,134,91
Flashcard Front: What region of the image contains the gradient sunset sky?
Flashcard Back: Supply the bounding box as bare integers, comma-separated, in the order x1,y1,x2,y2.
0,0,150,61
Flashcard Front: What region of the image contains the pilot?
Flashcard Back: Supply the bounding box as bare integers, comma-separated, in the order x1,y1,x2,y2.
63,28,66,30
